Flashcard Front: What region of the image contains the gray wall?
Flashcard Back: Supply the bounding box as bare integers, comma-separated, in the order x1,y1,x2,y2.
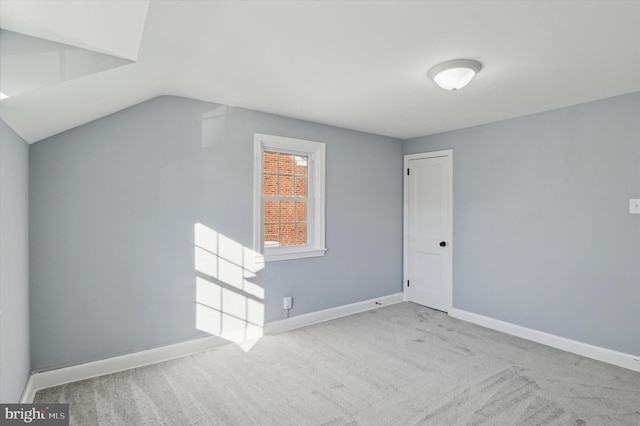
30,96,403,370
404,92,640,355
0,119,30,401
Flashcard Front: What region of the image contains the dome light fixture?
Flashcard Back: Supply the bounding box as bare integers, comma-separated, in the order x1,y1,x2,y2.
428,59,482,91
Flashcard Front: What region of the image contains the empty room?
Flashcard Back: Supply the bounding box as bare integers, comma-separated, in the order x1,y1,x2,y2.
1,1,639,425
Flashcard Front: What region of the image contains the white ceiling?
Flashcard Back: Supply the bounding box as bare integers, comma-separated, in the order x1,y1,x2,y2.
0,0,148,60
1,0,639,144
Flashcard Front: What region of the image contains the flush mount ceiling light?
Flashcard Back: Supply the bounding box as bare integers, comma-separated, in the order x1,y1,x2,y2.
428,59,482,91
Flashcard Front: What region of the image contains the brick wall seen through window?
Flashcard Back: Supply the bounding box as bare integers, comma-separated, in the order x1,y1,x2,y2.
262,151,308,247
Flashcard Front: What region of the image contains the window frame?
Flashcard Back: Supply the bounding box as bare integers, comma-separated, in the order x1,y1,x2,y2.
253,133,326,262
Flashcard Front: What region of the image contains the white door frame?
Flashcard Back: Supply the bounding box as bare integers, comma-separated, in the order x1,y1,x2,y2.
403,150,453,310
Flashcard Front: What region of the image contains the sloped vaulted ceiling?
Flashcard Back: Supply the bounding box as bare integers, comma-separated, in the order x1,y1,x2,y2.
0,0,639,144
0,0,148,60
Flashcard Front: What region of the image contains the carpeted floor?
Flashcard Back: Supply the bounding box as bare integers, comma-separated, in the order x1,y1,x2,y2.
35,302,640,425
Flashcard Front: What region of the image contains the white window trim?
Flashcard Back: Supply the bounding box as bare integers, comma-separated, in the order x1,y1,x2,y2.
253,133,326,262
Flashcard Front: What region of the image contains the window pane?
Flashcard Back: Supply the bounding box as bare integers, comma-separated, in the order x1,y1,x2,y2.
294,155,308,176
280,223,295,246
279,175,294,197
263,174,277,197
263,152,278,174
264,201,279,223
279,153,294,175
280,201,295,223
264,224,279,247
294,177,307,197
295,223,307,245
295,201,307,222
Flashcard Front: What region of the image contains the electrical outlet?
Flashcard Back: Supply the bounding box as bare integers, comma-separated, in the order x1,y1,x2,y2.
630,199,640,214
283,296,293,310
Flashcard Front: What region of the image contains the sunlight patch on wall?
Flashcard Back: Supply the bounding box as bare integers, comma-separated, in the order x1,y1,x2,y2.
194,223,265,351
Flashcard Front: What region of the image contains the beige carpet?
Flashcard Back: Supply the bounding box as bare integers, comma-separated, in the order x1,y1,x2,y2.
35,302,640,425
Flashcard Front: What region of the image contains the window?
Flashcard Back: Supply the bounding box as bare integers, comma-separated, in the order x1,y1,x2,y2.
254,133,326,262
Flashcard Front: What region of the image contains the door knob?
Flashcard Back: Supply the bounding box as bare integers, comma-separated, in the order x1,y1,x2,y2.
439,241,447,247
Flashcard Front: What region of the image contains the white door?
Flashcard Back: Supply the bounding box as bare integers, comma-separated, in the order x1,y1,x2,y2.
404,151,452,312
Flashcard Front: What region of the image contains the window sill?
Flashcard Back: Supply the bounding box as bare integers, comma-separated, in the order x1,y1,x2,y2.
255,247,327,263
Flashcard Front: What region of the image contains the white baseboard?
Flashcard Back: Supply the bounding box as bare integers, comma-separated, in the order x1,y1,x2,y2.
449,308,640,373
21,335,229,403
20,375,36,403
265,292,404,335
22,292,403,402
